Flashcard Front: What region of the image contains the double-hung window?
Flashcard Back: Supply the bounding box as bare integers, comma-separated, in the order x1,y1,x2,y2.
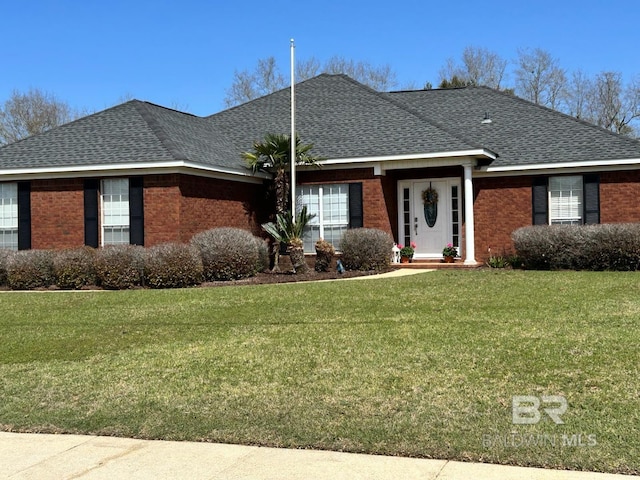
101,178,130,245
549,176,583,225
296,184,349,251
0,183,18,250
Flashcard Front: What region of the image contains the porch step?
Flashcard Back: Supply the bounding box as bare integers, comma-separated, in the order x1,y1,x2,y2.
395,260,482,270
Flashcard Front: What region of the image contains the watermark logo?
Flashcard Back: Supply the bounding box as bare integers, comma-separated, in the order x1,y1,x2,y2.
512,395,567,425
480,394,598,449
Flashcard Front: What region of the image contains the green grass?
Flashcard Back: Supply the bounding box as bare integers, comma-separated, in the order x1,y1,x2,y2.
0,270,638,474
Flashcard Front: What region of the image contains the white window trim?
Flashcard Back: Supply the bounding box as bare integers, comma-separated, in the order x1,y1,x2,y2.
548,175,583,225
100,178,130,246
0,182,18,250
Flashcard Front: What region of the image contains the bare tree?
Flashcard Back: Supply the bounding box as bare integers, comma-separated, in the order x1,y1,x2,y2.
0,88,78,145
224,55,398,107
588,71,639,135
322,56,397,91
439,46,507,89
515,48,567,109
564,70,593,120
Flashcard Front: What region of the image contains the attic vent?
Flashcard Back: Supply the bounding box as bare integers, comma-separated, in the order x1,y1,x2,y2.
481,112,492,124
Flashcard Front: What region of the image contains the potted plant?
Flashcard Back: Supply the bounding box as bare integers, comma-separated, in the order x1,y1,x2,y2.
399,242,416,263
442,243,458,263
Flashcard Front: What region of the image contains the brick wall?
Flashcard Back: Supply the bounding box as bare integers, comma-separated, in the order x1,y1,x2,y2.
143,174,182,245
31,178,84,249
473,176,532,261
178,175,264,243
600,170,640,223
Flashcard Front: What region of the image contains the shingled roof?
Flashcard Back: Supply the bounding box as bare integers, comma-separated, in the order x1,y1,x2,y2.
386,86,640,168
1,74,639,177
0,100,242,172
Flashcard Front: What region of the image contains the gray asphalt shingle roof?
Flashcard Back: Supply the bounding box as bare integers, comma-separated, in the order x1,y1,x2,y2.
386,86,640,167
1,74,639,175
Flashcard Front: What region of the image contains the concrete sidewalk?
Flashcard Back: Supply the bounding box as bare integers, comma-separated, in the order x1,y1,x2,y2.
1,432,636,480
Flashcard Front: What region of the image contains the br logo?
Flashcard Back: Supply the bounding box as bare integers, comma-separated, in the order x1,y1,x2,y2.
512,395,568,425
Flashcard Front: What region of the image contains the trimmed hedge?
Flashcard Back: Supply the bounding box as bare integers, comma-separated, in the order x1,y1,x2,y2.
340,228,393,271
144,243,203,289
94,245,145,289
0,249,13,286
7,250,55,290
512,224,640,271
191,227,261,281
54,247,97,289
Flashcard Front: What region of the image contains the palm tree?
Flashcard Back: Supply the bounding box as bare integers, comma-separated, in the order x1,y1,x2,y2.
242,133,319,216
243,133,320,271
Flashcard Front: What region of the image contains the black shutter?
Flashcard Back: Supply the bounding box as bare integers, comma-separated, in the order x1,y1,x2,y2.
17,182,31,250
532,177,548,225
129,177,144,245
348,183,363,228
84,179,99,247
583,174,600,224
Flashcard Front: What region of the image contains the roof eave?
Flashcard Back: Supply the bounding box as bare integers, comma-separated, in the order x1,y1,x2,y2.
0,160,270,184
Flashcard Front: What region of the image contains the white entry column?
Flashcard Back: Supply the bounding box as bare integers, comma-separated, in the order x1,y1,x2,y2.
463,164,477,265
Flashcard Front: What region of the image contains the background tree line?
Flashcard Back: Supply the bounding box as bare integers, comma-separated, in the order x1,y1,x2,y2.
1,45,638,145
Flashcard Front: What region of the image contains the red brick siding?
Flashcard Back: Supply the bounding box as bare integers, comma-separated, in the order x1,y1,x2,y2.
30,178,84,249
473,176,532,261
600,170,640,223
143,174,182,246
178,175,264,243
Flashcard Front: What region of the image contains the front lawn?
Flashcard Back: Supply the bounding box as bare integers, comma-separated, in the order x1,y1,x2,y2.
0,270,638,474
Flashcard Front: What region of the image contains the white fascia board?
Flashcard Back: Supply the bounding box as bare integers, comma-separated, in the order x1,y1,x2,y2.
0,160,270,184
317,149,497,166
478,157,640,177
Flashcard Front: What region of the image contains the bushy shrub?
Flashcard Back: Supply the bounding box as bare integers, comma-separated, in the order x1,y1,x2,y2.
94,245,145,289
191,227,260,281
53,247,97,289
512,224,640,271
254,237,270,273
340,228,393,271
314,238,335,272
7,250,55,290
0,249,14,286
143,243,203,289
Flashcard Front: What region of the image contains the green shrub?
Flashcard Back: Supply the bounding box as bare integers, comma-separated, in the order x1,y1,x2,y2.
340,228,393,271
512,224,640,271
314,238,335,272
54,247,97,289
144,243,203,289
7,250,55,290
487,254,509,269
191,227,260,281
94,245,145,289
0,249,14,286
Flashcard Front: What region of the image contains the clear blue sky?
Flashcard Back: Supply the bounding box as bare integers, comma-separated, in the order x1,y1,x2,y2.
3,0,638,116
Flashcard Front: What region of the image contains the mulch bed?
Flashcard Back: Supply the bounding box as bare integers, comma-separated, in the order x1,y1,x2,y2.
201,256,392,288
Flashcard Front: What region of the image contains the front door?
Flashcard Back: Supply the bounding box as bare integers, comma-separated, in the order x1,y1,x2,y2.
398,178,461,259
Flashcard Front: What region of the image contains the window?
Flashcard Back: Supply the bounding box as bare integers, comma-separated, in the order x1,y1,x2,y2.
549,176,583,225
297,184,349,251
0,183,18,250
101,178,130,245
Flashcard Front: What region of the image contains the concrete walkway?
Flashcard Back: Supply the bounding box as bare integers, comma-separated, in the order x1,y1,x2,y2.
1,432,637,480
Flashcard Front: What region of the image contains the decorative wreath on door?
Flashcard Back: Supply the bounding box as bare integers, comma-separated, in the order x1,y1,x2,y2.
422,186,438,206
422,184,438,228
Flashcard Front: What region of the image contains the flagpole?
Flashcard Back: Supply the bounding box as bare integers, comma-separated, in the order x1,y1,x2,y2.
290,38,296,221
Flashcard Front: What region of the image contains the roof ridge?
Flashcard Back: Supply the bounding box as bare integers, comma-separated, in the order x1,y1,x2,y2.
132,101,189,161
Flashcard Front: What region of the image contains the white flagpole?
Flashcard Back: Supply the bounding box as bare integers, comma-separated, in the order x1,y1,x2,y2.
290,38,296,221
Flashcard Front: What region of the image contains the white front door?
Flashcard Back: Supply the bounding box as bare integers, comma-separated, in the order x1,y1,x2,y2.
398,178,461,259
